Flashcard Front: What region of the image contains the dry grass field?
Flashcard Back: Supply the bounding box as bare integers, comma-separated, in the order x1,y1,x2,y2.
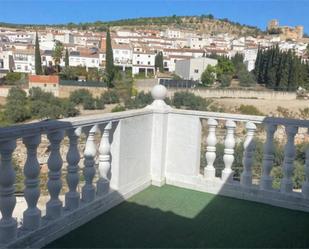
214,98,308,116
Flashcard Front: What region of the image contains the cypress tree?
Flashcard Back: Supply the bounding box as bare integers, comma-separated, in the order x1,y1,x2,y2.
288,52,298,91
155,51,164,73
254,47,261,81
64,48,69,67
35,32,43,75
278,52,289,90
105,28,114,87
255,46,306,91
304,62,309,89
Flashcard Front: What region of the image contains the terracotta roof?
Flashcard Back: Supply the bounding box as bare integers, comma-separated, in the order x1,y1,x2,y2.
163,48,204,53
29,75,59,84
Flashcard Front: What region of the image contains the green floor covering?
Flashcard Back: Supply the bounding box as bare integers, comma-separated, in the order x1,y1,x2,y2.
45,185,309,248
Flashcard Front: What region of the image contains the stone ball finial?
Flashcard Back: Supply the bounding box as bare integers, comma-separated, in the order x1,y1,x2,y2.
151,84,167,100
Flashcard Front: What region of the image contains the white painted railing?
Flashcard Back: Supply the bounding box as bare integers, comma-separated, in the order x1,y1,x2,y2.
0,108,155,248
165,108,309,213
0,84,309,248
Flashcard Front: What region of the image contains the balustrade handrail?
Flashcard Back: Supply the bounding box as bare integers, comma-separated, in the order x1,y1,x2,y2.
1,107,309,142
169,109,309,127
0,109,153,142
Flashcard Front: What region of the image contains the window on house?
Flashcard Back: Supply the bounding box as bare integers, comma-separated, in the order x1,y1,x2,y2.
53,84,56,87
148,61,150,65
137,61,140,64
194,69,199,73
44,84,47,87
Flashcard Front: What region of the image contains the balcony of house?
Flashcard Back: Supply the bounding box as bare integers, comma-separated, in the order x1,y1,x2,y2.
0,85,309,248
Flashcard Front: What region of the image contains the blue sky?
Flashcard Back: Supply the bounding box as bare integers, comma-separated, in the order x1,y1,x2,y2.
1,0,309,33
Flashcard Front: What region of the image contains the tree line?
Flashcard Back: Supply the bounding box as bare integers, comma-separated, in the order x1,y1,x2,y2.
254,45,309,91
201,53,256,87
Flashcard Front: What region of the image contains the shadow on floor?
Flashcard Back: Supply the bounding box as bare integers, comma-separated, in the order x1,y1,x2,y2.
45,185,309,248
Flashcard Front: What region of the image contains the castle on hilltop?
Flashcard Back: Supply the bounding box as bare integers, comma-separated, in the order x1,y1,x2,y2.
267,19,304,40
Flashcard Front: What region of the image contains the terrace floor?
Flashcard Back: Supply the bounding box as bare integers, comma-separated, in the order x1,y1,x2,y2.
45,185,309,248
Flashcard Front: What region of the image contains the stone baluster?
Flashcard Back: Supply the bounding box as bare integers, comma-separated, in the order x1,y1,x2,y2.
222,120,236,182
204,118,218,180
46,130,65,219
260,123,277,190
97,122,112,196
280,125,298,193
0,140,17,244
240,122,257,187
65,127,82,211
82,125,98,203
302,142,309,198
22,135,41,230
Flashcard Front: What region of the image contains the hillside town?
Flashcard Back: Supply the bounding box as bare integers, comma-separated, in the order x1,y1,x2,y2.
0,19,308,82
2,1,309,247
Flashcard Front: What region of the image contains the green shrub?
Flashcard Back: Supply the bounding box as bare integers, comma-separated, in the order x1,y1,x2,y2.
237,64,256,87
82,96,96,110
276,106,296,118
201,65,216,86
94,98,105,110
4,72,27,85
112,105,126,112
69,89,93,105
172,92,212,111
125,91,152,109
101,90,120,104
219,73,232,87
237,105,264,116
29,88,79,119
5,87,30,123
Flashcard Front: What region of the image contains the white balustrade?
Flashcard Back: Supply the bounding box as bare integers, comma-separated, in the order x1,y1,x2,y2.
1,83,309,248
260,123,277,190
204,118,218,180
302,142,309,198
82,125,98,203
46,130,65,219
0,140,17,244
222,120,236,182
280,125,298,193
65,127,82,210
240,122,257,187
97,122,112,196
22,135,41,230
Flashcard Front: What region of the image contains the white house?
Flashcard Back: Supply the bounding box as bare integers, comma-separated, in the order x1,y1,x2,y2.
132,46,155,76
243,48,258,72
163,48,204,59
113,43,133,70
175,57,218,81
13,49,35,73
165,29,184,39
188,36,209,49
163,55,193,72
69,51,100,68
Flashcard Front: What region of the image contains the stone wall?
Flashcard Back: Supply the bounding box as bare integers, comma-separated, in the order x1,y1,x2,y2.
137,85,297,100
